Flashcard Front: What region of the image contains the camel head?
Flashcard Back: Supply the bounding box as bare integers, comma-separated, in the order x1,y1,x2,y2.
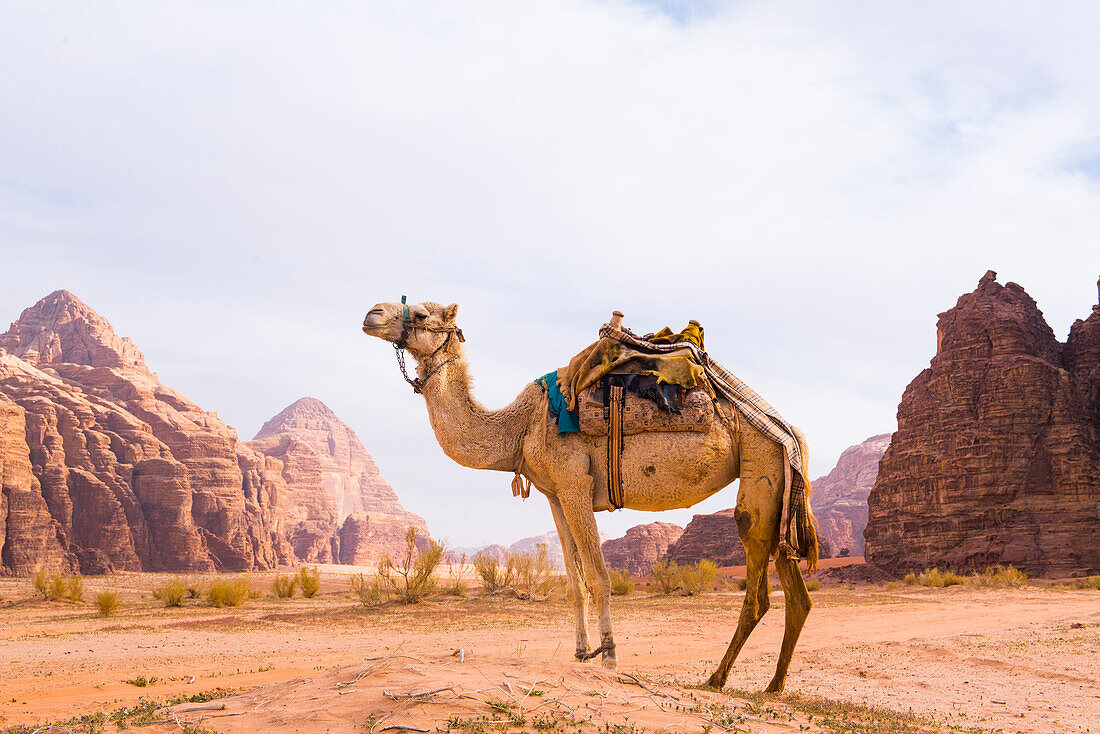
362,299,461,361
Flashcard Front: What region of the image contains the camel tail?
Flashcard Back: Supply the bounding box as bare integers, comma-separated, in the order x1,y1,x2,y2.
792,426,819,573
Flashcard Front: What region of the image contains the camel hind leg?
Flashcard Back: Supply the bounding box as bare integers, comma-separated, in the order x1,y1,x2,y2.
706,517,771,688
765,551,812,692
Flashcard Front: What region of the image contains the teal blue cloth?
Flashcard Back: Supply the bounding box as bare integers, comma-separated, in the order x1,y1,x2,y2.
538,370,580,433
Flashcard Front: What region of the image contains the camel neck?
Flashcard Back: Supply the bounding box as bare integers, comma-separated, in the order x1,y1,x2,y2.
417,350,535,473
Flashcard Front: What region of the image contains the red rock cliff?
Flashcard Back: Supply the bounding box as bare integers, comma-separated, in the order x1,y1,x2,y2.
865,272,1100,577
601,522,683,575
250,397,428,565
811,434,891,557
1,291,292,573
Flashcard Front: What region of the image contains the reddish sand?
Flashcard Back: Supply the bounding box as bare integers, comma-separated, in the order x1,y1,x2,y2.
0,566,1097,733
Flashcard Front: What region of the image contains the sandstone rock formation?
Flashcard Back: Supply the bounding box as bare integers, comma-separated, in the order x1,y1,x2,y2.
664,509,746,567
250,397,428,565
0,292,297,574
865,272,1100,578
811,434,891,558
601,522,683,574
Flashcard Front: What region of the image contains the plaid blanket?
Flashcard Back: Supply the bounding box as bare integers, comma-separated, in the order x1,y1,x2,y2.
599,322,816,566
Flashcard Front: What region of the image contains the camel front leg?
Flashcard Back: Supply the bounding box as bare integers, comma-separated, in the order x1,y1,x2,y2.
706,532,771,688
547,494,590,660
557,495,616,669
765,552,813,692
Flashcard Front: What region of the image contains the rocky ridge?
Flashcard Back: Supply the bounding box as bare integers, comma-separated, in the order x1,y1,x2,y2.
600,522,683,574
811,434,891,557
249,398,427,565
865,272,1100,577
0,290,422,574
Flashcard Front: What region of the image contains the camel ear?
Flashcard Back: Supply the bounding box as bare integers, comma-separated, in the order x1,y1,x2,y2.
443,303,459,322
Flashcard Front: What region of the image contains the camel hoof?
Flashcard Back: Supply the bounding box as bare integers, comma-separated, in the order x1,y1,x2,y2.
574,652,590,663
705,673,726,690
764,678,785,693
601,657,617,670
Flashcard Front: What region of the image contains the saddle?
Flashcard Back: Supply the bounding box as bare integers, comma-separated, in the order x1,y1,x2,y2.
577,379,715,436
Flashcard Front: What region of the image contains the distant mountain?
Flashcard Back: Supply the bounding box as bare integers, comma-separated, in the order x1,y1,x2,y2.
249,398,427,565
811,434,891,557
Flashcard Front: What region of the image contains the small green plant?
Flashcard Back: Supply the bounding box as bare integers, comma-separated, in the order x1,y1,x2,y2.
153,580,188,607
95,591,121,617
609,569,634,595
272,573,297,598
297,567,321,598
124,675,159,687
206,578,251,607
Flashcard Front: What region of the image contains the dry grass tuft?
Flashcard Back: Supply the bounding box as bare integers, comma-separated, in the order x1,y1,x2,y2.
971,565,1028,588
652,559,718,595
152,580,188,607
95,590,121,617
297,567,321,598
805,578,822,592
206,578,251,608
609,569,634,595
904,568,966,587
508,544,559,600
349,573,387,606
272,573,297,599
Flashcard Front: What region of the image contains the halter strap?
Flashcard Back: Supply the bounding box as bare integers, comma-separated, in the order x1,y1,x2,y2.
393,295,464,393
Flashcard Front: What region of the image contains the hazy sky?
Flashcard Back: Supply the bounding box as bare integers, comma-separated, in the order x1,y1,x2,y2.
2,2,1099,547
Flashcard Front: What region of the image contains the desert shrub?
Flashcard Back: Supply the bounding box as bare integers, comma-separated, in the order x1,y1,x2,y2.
153,580,188,607
297,567,321,598
805,578,822,592
509,544,558,600
651,560,680,595
473,551,512,593
837,547,851,558
911,568,966,587
445,553,469,597
206,578,250,608
66,574,84,602
903,572,917,585
48,573,67,601
349,573,387,606
679,560,718,595
609,569,634,596
377,527,445,604
886,581,901,590
971,565,1028,588
33,570,50,599
248,589,262,599
1074,576,1100,590
272,573,297,598
95,591,121,617
186,580,203,599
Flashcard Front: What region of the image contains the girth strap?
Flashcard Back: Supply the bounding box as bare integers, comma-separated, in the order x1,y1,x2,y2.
607,384,625,510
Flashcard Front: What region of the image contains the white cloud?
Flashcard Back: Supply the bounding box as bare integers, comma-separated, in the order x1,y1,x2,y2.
2,1,1099,545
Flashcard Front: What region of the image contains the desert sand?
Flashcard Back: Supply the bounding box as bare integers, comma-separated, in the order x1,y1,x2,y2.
1,563,1097,734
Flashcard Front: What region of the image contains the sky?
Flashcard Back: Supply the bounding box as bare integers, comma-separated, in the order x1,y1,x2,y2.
2,1,1099,547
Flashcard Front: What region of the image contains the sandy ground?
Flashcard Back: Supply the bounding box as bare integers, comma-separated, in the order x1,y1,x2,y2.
0,566,1097,733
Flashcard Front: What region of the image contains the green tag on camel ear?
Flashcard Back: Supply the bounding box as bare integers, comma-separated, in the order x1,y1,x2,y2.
401,295,409,321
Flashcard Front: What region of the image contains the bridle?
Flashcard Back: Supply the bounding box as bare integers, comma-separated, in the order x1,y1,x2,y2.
393,295,465,394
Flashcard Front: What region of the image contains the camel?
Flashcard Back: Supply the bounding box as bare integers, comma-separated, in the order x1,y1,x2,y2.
362,299,816,692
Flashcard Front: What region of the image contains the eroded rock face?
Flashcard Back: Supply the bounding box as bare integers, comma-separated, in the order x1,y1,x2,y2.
865,273,1100,578
811,434,891,558
601,522,683,574
250,398,428,565
0,291,292,573
663,509,746,567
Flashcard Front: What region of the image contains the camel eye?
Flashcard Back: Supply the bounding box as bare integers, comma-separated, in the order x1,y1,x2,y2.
415,312,427,320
